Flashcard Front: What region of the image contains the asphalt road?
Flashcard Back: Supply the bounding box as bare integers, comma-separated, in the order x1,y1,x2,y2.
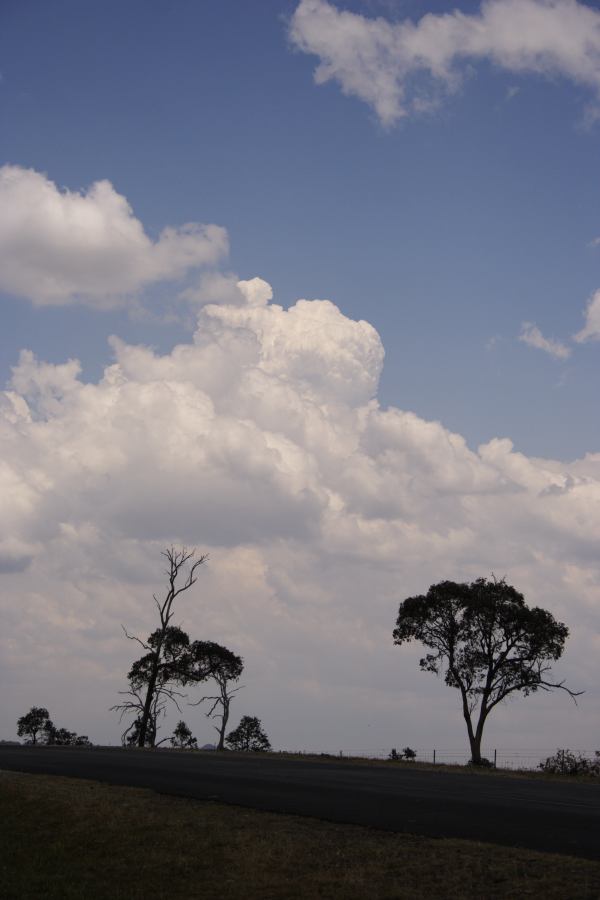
1,745,599,859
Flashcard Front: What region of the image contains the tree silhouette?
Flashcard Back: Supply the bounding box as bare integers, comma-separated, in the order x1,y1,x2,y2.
226,716,271,752
188,642,244,751
170,720,198,749
114,547,207,747
17,707,50,744
17,707,90,746
393,577,581,765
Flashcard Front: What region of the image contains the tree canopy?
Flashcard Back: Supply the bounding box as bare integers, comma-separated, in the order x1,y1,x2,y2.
393,577,580,764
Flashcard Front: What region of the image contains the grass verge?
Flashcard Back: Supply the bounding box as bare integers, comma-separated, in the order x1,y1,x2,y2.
1,770,599,899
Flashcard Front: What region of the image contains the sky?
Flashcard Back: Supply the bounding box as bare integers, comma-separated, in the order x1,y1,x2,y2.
1,0,599,756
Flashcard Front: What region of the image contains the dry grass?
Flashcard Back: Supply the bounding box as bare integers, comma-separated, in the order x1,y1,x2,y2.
1,770,599,899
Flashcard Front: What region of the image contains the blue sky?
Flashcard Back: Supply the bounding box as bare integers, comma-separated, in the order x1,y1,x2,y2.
2,0,600,458
1,0,600,751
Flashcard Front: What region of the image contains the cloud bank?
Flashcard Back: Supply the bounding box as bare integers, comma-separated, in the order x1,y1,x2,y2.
0,166,228,306
289,0,600,125
1,278,598,749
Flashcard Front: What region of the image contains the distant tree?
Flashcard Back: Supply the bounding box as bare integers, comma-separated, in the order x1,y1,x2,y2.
16,708,89,746
389,747,416,761
170,720,198,749
17,707,50,745
189,642,244,751
113,547,208,747
42,719,90,746
226,716,271,753
393,577,581,765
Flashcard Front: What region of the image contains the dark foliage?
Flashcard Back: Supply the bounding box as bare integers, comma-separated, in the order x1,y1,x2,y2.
539,749,600,776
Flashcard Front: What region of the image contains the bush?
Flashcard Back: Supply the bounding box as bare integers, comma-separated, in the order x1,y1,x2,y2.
539,749,600,776
467,757,494,768
389,747,417,761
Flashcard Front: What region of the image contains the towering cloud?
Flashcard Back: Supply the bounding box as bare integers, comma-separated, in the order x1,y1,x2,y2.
1,278,598,747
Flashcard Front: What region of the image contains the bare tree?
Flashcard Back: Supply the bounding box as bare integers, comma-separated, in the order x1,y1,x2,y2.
188,643,244,751
115,547,207,748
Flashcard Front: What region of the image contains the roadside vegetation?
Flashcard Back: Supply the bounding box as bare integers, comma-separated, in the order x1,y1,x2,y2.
1,771,599,900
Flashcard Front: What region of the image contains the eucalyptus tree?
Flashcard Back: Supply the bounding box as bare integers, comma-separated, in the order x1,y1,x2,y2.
115,547,207,747
189,642,244,750
393,577,581,765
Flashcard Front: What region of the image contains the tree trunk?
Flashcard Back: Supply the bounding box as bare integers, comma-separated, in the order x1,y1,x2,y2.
138,651,160,747
459,685,480,764
468,731,483,765
217,698,230,751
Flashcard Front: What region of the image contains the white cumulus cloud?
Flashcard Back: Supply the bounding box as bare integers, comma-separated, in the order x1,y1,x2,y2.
0,165,228,306
289,0,600,125
518,322,571,359
1,281,598,750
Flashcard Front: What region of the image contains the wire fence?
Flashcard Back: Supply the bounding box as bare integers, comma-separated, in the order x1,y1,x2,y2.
284,747,599,770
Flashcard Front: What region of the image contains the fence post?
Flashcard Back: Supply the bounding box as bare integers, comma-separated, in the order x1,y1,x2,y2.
494,749,497,769
433,749,436,765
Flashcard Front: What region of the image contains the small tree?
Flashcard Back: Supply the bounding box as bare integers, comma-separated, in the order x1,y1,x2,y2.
17,707,50,745
170,720,198,749
393,577,581,765
189,642,244,751
226,716,271,752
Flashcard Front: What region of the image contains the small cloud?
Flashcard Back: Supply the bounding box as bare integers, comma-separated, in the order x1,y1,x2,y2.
485,334,501,351
505,85,520,102
586,236,600,249
518,322,571,360
573,289,600,342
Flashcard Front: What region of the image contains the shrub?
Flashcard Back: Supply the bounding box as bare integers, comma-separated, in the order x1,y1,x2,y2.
539,749,600,776
389,747,417,761
467,757,494,768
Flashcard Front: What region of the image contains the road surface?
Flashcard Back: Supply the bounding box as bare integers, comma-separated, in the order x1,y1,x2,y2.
1,745,598,859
